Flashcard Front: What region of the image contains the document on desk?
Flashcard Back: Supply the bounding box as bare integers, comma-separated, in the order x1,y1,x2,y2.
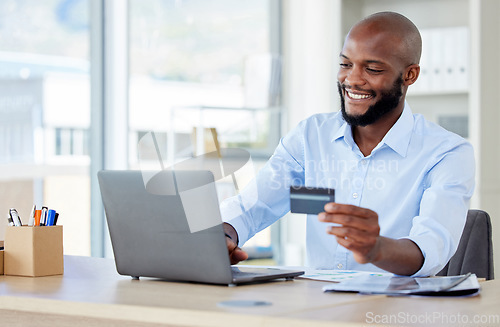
299,270,393,283
323,273,480,296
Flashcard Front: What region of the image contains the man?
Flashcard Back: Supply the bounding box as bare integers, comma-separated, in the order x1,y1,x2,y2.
221,12,475,276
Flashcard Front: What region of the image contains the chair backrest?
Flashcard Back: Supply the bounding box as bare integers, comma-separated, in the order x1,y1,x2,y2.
437,209,494,280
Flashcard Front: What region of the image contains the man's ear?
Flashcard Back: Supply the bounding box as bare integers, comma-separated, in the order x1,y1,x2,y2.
404,64,420,86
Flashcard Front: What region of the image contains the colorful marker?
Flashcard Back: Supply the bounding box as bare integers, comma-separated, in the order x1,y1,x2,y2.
40,207,48,226
46,209,56,226
35,209,41,226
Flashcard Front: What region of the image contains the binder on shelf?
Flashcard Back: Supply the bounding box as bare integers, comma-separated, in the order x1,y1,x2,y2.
442,28,456,91
429,29,444,91
411,26,469,94
455,26,469,91
414,29,430,93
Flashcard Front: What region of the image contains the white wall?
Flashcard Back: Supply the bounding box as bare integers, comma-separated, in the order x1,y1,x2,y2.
469,0,500,278
280,0,341,265
282,0,341,132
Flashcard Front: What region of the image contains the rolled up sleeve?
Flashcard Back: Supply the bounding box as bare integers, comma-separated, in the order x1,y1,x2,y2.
404,142,475,277
221,121,307,246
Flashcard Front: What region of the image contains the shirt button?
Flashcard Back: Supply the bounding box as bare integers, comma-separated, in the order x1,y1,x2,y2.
361,159,368,165
337,263,343,269
352,193,359,199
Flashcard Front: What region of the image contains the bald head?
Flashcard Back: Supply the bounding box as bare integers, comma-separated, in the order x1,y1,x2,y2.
337,12,422,127
348,12,422,67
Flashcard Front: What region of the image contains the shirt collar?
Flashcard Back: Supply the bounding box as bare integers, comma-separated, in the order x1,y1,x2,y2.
332,119,357,151
331,102,414,157
381,102,414,157
333,120,349,142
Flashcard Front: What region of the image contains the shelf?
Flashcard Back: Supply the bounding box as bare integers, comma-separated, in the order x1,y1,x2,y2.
167,105,283,164
407,89,469,97
175,105,281,113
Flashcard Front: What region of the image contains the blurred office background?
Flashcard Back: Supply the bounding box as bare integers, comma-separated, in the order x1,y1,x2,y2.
1,0,499,273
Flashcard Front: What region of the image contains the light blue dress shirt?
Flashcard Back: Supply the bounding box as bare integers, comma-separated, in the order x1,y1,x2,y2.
221,103,475,276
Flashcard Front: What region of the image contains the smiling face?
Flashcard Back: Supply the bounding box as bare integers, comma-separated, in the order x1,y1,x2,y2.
338,74,403,127
337,13,421,127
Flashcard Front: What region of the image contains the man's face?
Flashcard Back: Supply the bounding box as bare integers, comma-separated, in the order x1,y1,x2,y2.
338,75,403,127
337,27,407,126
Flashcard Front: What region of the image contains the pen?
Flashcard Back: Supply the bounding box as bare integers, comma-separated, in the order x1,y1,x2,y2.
28,204,36,227
40,206,48,226
46,209,56,226
7,213,14,226
54,212,59,225
35,209,41,226
9,208,22,226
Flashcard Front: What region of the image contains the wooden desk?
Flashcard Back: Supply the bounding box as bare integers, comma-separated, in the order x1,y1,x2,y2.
0,256,499,327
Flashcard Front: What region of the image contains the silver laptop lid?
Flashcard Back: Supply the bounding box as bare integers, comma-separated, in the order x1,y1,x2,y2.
98,170,235,284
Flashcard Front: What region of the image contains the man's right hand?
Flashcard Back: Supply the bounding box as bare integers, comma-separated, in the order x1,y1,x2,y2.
223,223,248,265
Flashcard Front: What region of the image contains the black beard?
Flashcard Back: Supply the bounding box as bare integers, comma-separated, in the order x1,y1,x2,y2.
338,75,404,127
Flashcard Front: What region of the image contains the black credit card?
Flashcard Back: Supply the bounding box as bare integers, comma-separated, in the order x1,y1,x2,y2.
290,186,335,215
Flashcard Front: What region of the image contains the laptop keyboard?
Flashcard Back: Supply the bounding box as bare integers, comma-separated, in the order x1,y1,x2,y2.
231,267,263,277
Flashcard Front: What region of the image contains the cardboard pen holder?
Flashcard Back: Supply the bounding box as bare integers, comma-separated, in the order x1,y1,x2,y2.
4,226,64,277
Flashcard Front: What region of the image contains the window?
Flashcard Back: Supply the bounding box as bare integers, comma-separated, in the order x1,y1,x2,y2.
129,0,279,166
128,0,279,262
0,0,91,255
0,0,279,261
54,127,89,156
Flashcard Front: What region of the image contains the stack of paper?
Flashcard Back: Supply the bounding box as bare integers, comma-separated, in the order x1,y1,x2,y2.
323,272,480,296
300,269,393,283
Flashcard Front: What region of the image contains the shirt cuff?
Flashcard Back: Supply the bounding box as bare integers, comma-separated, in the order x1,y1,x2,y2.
225,216,251,247
401,235,445,277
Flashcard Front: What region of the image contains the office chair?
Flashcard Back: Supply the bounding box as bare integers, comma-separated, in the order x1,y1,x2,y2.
437,209,494,280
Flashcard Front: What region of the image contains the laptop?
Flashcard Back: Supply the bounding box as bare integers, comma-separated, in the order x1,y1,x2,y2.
97,170,304,285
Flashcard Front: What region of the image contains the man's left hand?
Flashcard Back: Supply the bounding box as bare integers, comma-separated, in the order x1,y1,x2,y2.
318,203,381,264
